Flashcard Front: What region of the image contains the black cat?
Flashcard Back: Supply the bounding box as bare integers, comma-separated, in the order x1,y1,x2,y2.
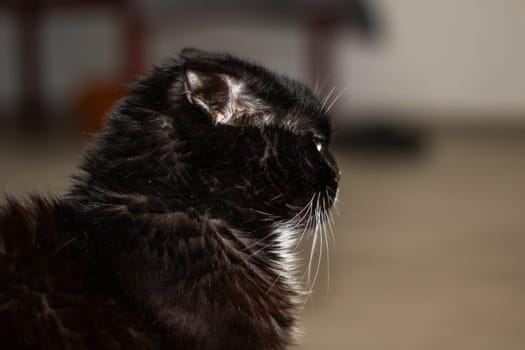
0,49,339,349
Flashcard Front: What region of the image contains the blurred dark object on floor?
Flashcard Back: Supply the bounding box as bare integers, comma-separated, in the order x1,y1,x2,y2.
334,121,427,155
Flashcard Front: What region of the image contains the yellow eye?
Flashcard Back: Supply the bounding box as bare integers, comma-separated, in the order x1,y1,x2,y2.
315,142,323,152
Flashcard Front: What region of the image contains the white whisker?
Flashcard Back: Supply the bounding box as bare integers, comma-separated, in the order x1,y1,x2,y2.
321,86,336,110
325,84,350,113
316,74,331,99
295,194,316,247
323,209,331,293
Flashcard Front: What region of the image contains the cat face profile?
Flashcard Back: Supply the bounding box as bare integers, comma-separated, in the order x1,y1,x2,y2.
83,48,339,229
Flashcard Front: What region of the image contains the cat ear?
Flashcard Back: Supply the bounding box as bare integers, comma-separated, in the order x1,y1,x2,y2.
183,69,250,124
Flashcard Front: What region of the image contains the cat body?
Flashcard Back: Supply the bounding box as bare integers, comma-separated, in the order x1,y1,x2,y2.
0,49,339,349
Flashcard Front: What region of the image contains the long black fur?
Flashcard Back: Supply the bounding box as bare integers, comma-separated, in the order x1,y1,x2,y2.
0,49,339,349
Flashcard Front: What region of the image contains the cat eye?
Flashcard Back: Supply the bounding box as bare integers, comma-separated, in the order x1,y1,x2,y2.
315,142,323,152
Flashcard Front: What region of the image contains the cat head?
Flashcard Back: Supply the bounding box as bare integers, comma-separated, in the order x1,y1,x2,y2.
79,49,339,230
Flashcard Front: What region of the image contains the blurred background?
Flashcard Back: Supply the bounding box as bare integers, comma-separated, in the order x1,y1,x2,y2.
0,0,524,349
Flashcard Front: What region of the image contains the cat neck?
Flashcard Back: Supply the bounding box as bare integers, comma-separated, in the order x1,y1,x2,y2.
64,193,302,348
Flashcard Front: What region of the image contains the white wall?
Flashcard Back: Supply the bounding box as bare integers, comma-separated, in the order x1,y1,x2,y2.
42,8,121,111
339,0,525,121
148,17,307,81
0,8,120,118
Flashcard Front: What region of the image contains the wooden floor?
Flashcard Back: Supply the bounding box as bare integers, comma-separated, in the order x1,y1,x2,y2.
299,128,525,350
1,128,524,349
